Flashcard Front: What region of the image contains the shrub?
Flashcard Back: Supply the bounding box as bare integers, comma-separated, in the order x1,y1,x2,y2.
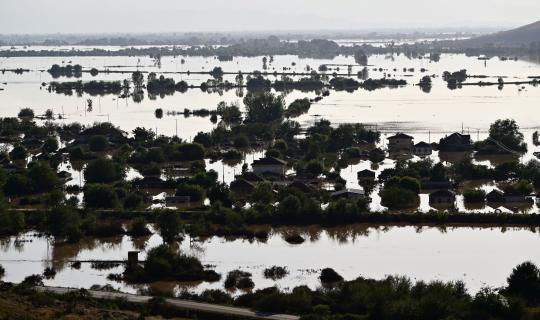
89,135,108,152
18,108,35,119
320,268,343,284
84,158,125,184
264,266,289,280
127,217,151,237
84,184,120,209
463,189,486,203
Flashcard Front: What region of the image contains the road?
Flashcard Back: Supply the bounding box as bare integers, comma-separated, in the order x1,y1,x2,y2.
36,286,299,320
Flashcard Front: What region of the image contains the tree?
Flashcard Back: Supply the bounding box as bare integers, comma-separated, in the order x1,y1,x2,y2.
488,119,527,152
42,136,59,153
18,108,34,119
89,135,108,152
217,102,242,124
4,174,33,196
251,182,274,204
47,206,81,241
27,162,58,192
176,183,205,202
84,159,125,184
304,160,324,178
505,262,540,304
9,145,27,161
320,268,343,283
84,184,120,209
380,187,418,209
244,92,284,123
157,211,182,243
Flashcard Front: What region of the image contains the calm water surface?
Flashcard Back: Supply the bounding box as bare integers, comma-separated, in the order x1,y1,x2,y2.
1,226,540,294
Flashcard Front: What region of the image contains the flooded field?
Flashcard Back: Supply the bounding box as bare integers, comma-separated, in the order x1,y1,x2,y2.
1,226,540,295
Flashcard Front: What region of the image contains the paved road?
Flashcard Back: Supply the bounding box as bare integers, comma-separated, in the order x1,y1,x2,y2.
37,286,299,320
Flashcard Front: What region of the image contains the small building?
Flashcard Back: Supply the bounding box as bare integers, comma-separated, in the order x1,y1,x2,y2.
132,176,167,189
357,169,376,181
414,142,432,157
429,190,456,204
230,179,256,194
387,133,414,152
331,188,365,200
439,133,473,152
252,157,287,176
486,190,505,203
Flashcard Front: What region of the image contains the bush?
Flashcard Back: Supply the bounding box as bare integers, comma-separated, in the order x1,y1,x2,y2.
244,92,285,123
126,244,220,283
224,270,253,290
42,136,59,153
264,266,289,280
505,261,540,304
176,183,205,202
463,189,486,203
9,145,27,161
18,108,35,119
127,217,151,237
123,192,143,209
320,268,343,284
27,162,58,193
84,184,120,209
380,187,418,209
84,158,125,184
89,135,108,152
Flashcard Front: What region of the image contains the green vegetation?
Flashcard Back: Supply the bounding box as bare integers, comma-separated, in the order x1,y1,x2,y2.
124,244,220,283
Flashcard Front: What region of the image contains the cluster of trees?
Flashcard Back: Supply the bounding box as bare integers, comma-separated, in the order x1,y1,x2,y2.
49,80,124,96
47,64,82,78
475,119,528,154
124,244,220,283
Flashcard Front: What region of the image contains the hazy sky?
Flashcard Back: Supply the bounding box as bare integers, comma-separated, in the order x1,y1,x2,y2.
1,0,539,34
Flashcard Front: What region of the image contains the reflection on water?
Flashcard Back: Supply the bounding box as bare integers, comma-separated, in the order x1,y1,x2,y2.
2,225,540,294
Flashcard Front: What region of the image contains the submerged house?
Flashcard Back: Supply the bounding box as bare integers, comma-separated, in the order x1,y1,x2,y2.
439,133,473,152
230,179,256,195
387,133,414,152
429,190,456,204
252,157,287,176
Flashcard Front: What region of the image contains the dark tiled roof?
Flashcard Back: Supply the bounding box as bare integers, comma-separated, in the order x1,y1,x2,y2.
252,157,287,166
388,133,413,140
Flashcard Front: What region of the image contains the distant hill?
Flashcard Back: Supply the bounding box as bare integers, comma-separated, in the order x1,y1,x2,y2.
460,21,540,47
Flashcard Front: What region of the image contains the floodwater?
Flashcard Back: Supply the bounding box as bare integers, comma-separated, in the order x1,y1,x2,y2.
1,226,540,295
2,49,540,290
2,51,540,212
